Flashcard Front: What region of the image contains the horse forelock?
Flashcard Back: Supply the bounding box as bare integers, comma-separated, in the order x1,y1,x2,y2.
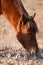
27,17,38,33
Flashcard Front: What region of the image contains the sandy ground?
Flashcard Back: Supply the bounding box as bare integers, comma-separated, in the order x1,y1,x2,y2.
0,0,43,65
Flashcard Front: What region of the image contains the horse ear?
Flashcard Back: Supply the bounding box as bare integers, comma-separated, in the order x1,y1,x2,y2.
31,13,36,19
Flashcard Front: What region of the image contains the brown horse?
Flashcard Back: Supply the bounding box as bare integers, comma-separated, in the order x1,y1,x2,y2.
0,0,39,56
0,0,29,32
17,13,39,56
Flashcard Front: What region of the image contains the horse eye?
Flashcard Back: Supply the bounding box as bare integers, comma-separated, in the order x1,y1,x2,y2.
27,32,30,35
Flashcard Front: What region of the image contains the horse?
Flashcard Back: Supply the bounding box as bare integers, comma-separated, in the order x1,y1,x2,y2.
17,13,39,56
0,0,39,56
0,0,29,32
